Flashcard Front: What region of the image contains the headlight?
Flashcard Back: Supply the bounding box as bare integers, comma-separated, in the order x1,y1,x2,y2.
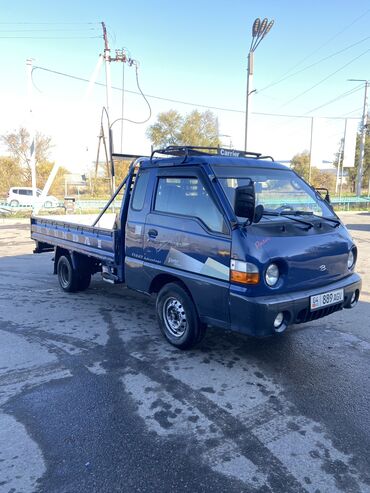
348,249,355,269
265,263,279,286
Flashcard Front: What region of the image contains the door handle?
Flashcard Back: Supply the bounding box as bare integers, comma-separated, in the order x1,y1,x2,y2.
148,228,158,238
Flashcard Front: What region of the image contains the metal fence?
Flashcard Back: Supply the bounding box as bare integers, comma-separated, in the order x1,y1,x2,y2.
1,197,369,215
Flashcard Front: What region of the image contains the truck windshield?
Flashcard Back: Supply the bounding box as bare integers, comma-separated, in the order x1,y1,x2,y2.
214,166,334,219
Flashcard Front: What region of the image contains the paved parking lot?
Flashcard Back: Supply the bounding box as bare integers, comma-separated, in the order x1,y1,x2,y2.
0,212,370,493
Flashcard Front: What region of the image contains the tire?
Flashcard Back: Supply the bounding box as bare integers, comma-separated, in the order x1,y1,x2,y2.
10,200,19,207
57,255,80,292
44,201,52,208
156,283,206,349
78,273,91,291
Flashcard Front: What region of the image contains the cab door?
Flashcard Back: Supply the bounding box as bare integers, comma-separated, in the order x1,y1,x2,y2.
124,168,152,290
144,167,231,327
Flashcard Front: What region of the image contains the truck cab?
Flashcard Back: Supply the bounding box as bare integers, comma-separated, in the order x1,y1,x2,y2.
31,146,361,349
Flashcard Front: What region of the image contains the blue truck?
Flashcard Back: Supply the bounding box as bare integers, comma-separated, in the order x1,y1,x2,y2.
31,146,361,349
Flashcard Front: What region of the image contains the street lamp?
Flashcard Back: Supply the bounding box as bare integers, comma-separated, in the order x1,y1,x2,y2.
244,18,274,151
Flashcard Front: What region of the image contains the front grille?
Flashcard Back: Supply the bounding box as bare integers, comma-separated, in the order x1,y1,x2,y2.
295,303,343,324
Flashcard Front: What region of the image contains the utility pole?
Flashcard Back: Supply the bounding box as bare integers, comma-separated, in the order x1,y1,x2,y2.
357,81,368,197
335,123,345,195
349,79,368,197
101,22,112,118
26,58,37,206
308,117,314,183
100,23,132,193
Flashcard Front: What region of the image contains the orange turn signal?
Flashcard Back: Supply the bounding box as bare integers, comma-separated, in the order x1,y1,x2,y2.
230,259,260,285
230,270,260,285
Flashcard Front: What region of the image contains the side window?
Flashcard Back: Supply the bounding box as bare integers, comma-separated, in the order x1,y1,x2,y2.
131,170,150,211
19,189,28,196
154,177,227,234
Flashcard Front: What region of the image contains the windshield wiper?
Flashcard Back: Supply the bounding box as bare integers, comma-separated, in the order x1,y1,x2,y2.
283,210,341,228
263,211,314,229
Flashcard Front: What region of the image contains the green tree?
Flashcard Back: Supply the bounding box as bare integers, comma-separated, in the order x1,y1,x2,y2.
147,109,220,148
147,110,182,148
354,127,370,191
333,126,370,193
290,151,336,192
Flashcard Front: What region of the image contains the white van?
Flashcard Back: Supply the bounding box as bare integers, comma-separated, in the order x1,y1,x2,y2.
7,187,59,208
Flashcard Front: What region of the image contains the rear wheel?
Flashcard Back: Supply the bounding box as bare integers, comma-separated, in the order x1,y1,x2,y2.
10,200,19,207
44,200,52,208
156,283,206,349
57,255,80,292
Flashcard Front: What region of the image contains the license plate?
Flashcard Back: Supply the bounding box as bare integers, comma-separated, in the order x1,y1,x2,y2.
310,289,344,311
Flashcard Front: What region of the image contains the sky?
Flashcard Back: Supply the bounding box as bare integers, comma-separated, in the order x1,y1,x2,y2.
0,0,369,174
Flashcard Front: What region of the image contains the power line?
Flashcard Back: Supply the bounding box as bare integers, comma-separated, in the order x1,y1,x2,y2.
278,47,370,108
31,64,362,120
304,84,363,114
260,8,370,92
32,65,245,113
0,36,101,39
0,21,99,24
0,28,99,32
258,36,370,93
340,106,364,117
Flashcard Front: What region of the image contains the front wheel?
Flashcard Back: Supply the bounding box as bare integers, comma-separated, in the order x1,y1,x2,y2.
156,283,206,349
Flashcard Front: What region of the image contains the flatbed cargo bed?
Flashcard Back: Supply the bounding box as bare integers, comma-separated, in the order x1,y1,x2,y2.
30,214,118,262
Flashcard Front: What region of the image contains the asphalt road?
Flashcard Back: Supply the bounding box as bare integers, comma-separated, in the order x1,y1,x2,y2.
0,212,370,493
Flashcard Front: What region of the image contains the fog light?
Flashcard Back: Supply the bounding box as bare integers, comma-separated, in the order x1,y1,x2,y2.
350,291,358,307
274,312,284,328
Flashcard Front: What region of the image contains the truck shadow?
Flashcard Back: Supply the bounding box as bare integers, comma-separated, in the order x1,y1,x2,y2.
1,252,370,492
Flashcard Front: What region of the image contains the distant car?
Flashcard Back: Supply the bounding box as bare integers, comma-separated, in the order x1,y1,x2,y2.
7,187,59,208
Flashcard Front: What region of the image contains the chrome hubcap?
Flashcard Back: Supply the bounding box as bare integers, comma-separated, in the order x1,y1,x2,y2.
59,262,70,287
163,297,187,337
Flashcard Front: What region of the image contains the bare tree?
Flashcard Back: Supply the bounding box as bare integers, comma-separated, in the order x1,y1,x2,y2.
1,127,53,181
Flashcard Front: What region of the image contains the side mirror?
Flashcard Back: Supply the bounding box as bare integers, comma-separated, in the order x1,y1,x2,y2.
234,180,256,223
315,187,331,203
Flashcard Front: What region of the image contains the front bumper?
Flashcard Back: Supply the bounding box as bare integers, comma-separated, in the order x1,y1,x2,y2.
230,273,362,337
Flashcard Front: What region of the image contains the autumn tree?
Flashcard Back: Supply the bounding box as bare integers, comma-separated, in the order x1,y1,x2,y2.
0,157,24,197
0,128,67,198
290,151,311,182
290,151,336,192
146,109,220,148
1,127,53,182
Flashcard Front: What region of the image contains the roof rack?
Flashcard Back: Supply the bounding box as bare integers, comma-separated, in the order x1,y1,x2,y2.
112,152,150,160
150,146,274,162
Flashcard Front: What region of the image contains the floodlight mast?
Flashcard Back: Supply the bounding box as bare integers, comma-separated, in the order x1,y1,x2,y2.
244,18,274,152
